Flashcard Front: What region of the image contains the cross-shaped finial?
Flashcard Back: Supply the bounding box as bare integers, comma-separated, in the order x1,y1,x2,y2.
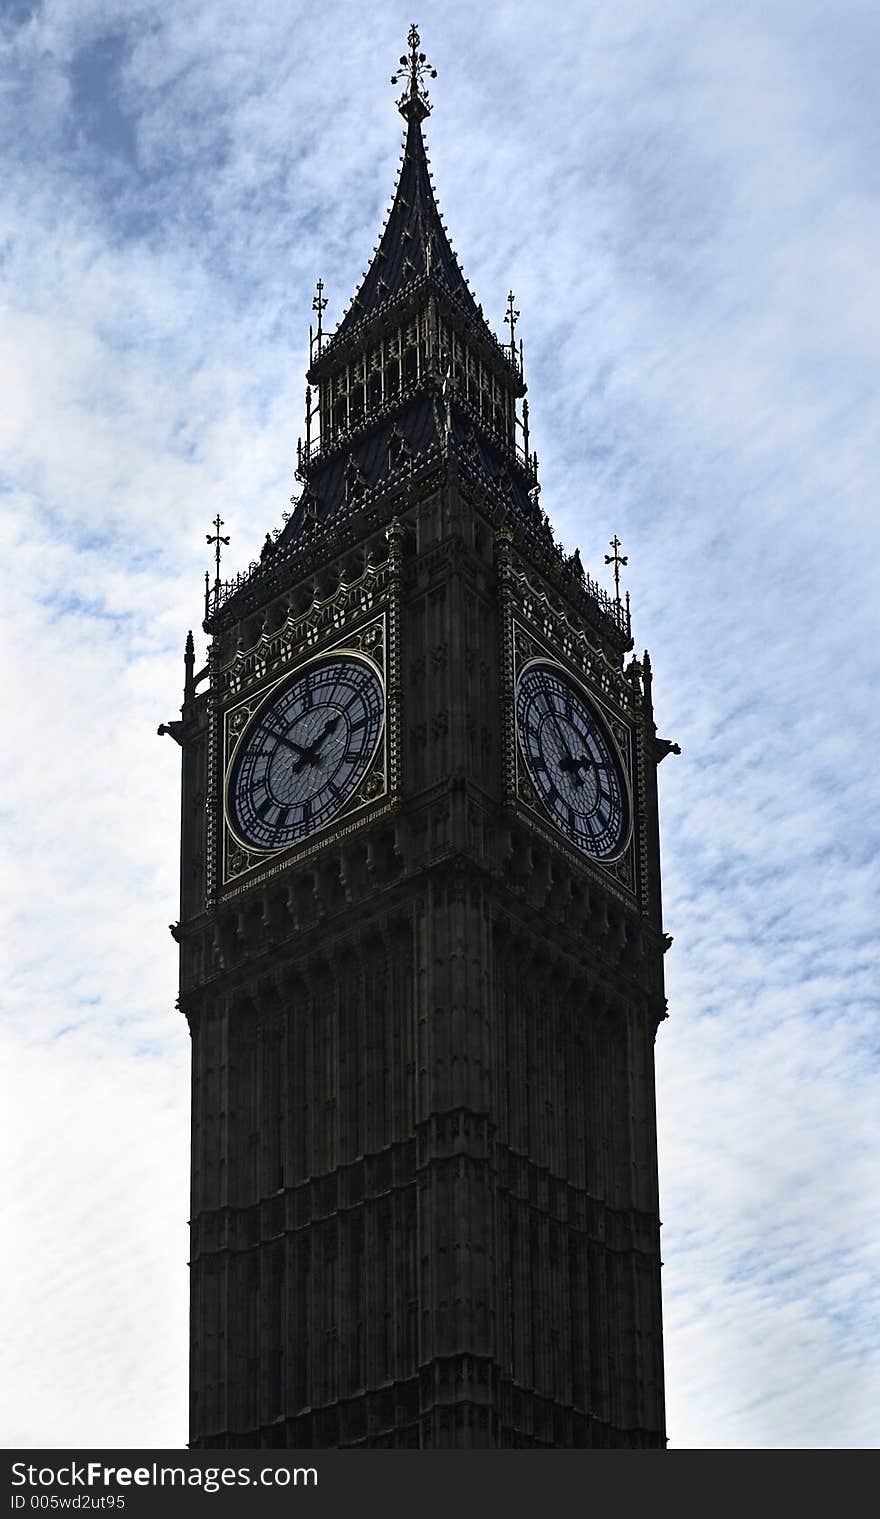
207,513,230,588
391,24,437,120
604,534,628,604
312,277,327,346
504,291,520,364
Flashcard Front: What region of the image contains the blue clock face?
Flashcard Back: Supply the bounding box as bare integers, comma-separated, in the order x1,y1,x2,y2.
516,661,630,860
227,654,385,852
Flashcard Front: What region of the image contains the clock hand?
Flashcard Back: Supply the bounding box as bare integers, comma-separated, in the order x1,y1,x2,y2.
286,715,344,774
562,752,603,792
268,731,314,759
560,751,595,774
543,712,590,790
313,713,341,749
546,710,574,765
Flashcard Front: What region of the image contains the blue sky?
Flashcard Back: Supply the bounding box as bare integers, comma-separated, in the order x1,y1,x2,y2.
1,0,878,1448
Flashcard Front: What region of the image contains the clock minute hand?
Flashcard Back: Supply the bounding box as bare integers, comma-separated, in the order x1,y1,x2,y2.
546,711,574,763
268,731,313,759
545,713,590,790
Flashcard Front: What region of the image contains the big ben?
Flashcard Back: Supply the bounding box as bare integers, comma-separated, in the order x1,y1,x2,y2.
164,28,674,1450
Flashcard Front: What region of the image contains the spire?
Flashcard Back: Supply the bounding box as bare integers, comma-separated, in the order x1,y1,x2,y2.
315,27,497,362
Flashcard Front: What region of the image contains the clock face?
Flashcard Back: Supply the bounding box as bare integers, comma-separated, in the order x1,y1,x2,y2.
516,661,630,860
226,653,385,852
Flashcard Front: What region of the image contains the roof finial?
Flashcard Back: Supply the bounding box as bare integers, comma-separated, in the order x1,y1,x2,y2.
311,278,327,359
207,513,229,584
504,291,520,366
604,534,628,606
391,23,437,121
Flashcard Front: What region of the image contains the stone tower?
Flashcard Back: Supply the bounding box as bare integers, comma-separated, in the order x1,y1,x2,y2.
165,29,673,1450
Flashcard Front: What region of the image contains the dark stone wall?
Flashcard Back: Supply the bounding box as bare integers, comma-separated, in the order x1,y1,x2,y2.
180,482,667,1449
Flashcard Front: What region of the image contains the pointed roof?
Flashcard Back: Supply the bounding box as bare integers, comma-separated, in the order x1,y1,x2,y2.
311,29,518,383
204,33,632,651
333,110,483,340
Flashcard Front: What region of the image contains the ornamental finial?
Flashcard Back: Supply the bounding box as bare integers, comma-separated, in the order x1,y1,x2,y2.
309,277,328,365
207,513,230,585
391,23,437,121
312,278,327,343
206,513,230,618
504,291,520,366
604,534,628,606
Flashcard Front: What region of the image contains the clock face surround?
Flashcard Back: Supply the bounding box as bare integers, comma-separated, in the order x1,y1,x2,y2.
516,660,630,860
226,653,385,853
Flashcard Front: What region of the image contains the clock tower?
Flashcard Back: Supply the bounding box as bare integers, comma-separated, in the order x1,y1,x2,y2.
165,29,674,1450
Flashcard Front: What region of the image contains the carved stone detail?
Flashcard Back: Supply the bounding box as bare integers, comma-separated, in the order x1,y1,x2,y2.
503,598,640,902
217,555,392,700
217,610,394,891
506,554,635,712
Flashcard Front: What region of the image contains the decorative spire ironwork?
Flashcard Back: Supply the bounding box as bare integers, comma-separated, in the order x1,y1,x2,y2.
604,533,628,605
206,513,230,618
391,23,437,121
309,277,328,365
504,290,520,366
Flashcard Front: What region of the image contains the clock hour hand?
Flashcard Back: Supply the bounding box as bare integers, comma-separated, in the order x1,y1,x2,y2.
547,716,591,788
559,751,594,773
279,713,344,773
292,713,342,771
312,713,341,750
559,751,597,789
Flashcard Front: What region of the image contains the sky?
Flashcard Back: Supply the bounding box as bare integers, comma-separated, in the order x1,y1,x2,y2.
1,0,878,1450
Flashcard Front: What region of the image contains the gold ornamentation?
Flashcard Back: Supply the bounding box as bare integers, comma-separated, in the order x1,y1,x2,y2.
360,772,385,801
218,561,392,698
508,564,634,712
219,619,392,885
228,706,251,738
228,842,254,876
355,623,385,667
359,623,382,650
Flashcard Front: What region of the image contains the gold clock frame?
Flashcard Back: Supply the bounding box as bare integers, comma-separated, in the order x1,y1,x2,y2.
514,653,635,867
504,606,641,902
217,613,392,891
